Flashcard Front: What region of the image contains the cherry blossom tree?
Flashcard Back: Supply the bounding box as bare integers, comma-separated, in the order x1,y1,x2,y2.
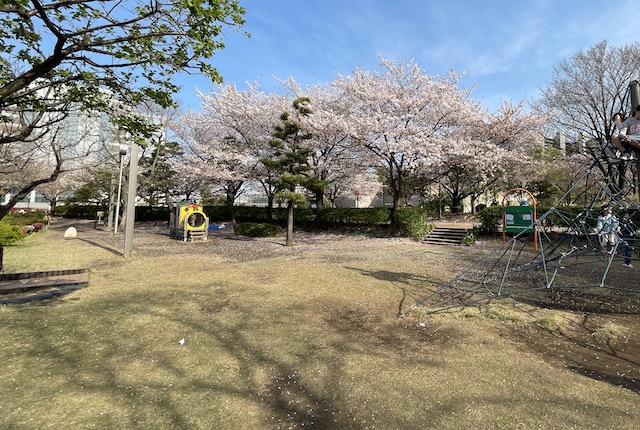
526,148,592,207
37,171,83,214
435,101,547,212
279,78,370,212
334,56,476,217
325,171,381,207
176,83,287,223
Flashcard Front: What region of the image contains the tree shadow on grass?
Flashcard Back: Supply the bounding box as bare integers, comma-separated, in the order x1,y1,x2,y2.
345,266,442,317
570,366,640,394
0,283,87,305
75,238,122,257
2,289,377,429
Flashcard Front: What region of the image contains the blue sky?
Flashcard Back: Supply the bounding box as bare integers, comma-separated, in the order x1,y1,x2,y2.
174,0,640,112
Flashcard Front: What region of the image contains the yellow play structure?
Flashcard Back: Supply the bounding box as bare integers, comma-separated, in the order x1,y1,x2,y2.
169,201,209,242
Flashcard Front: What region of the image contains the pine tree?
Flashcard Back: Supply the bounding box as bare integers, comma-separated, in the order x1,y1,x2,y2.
263,98,327,246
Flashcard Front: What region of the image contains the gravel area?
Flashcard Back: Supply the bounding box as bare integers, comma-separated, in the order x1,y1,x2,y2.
48,219,422,263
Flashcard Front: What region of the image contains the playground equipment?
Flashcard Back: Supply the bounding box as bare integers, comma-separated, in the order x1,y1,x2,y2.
409,82,640,315
410,157,640,315
169,201,209,242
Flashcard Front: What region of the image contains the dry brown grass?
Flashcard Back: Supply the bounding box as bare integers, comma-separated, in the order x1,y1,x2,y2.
0,220,638,429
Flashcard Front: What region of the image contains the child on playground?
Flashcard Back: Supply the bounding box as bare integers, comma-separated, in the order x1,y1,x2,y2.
619,210,635,268
613,105,640,157
611,112,632,158
596,206,619,254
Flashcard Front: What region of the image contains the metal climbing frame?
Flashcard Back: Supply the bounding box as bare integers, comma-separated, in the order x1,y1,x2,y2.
412,156,640,315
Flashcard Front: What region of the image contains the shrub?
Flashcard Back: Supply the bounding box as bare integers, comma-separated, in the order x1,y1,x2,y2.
393,207,430,240
0,223,25,246
463,230,477,245
234,222,283,237
476,205,502,236
4,210,48,226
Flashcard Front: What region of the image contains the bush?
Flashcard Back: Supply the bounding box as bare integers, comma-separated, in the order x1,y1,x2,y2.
392,207,431,240
55,204,98,218
463,230,477,245
234,222,283,237
0,223,25,246
475,205,503,236
136,206,171,222
3,210,48,226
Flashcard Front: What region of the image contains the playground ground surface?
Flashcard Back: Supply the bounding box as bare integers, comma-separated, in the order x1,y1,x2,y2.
0,219,638,429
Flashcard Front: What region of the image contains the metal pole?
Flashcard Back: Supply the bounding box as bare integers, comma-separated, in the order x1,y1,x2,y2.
124,141,139,257
632,81,640,200
114,147,127,234
629,80,640,110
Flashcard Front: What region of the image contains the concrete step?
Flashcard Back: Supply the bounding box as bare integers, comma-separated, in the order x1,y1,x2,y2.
424,227,469,245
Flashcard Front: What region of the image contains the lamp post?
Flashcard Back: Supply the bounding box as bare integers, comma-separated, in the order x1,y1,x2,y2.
114,146,127,234
123,139,138,256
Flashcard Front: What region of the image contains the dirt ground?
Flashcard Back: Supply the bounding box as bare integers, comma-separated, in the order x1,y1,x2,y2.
13,219,640,396
507,285,640,394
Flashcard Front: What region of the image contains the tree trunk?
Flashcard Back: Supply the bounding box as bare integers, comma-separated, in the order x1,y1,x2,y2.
267,194,275,221
313,189,324,224
451,195,464,214
286,200,294,247
50,196,59,216
225,186,238,226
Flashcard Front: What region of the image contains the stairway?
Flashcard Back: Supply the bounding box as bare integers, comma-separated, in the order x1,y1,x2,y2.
424,227,468,246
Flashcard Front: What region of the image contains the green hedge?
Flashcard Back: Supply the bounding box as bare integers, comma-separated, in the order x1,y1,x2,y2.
56,205,170,221
55,204,100,218
475,204,588,236
234,222,283,237
136,207,171,222
3,211,48,226
317,207,391,226
205,206,397,230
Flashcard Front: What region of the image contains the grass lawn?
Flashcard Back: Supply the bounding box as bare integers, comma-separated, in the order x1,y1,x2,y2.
0,222,638,429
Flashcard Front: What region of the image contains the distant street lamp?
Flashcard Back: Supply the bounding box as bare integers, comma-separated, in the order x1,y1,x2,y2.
114,146,127,234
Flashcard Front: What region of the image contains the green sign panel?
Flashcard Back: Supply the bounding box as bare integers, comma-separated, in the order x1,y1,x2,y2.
502,205,535,234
